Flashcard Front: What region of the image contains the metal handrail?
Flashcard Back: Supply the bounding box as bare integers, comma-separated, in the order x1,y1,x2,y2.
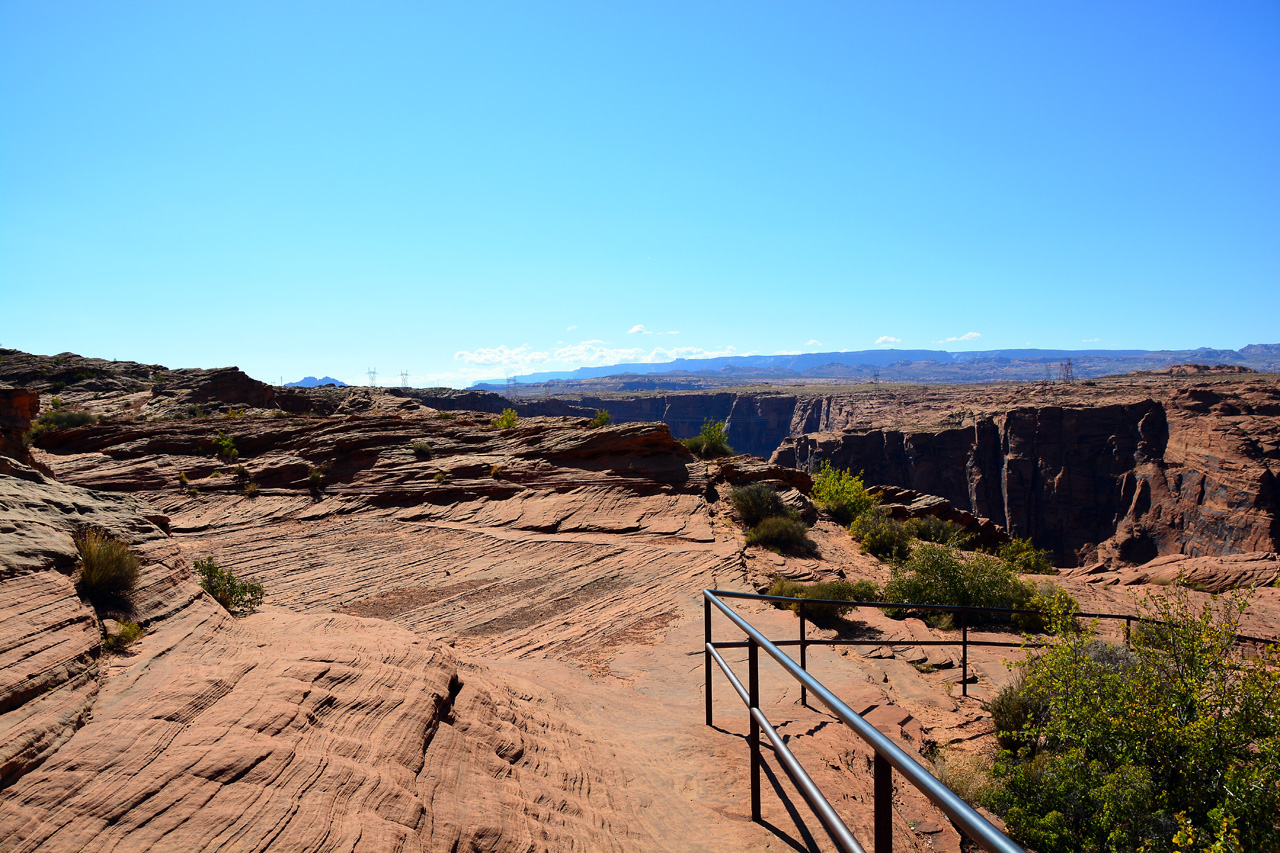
704,588,1025,853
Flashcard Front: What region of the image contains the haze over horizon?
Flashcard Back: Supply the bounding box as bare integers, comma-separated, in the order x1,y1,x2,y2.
3,2,1277,389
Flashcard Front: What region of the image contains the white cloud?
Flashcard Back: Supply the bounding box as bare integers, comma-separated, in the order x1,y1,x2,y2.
566,325,578,332
627,324,650,334
933,332,982,344
656,330,679,336
874,335,901,346
806,339,821,346
1082,337,1100,343
452,344,550,367
449,340,749,386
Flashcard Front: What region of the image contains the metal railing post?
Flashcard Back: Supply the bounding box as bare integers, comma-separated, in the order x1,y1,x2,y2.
799,601,808,708
749,638,762,823
961,609,969,698
874,752,893,853
705,595,713,726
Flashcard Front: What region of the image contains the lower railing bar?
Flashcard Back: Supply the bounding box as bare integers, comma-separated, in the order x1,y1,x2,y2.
748,641,761,822
705,591,1024,853
706,643,750,706
751,706,866,853
874,752,893,853
716,638,1045,650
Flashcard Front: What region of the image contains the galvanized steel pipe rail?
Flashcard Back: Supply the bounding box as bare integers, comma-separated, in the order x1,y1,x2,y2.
704,588,1024,853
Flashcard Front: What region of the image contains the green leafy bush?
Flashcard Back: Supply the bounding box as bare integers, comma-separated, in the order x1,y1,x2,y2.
307,467,324,488
243,482,260,498
195,557,265,613
999,537,1057,575
745,512,812,552
588,409,611,428
435,411,456,420
882,544,1053,622
765,576,881,623
681,419,733,458
906,515,973,548
411,440,432,458
810,463,878,526
730,483,788,527
211,431,238,462
24,409,95,443
433,471,448,483
74,528,141,603
850,508,914,564
493,408,518,429
988,588,1280,853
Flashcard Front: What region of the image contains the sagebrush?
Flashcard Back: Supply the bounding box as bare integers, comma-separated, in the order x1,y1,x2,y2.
74,528,141,603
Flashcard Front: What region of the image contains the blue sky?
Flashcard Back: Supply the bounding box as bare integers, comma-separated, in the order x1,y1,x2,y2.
3,2,1277,387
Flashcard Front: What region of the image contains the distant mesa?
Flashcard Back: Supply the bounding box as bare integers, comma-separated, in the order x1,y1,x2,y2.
285,376,348,388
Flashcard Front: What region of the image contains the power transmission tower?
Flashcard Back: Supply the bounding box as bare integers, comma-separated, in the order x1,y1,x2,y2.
399,370,409,389
1058,360,1074,382
367,368,378,387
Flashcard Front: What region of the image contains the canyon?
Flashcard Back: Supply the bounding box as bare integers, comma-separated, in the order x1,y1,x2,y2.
2,349,1278,851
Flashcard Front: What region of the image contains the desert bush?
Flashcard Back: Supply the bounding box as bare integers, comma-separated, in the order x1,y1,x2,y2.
745,511,812,553
883,544,1054,623
195,557,265,613
178,471,189,486
850,508,913,564
307,467,324,488
234,464,249,483
244,482,260,498
493,408,518,429
24,409,95,443
211,431,238,462
680,419,733,458
988,670,1050,752
435,411,456,420
50,396,64,409
491,464,505,479
1009,581,1078,633
74,528,141,603
988,588,1280,853
810,463,878,526
999,537,1056,575
730,482,788,527
102,619,144,653
906,515,973,548
588,409,611,428
766,576,881,622
433,471,448,483
411,440,432,458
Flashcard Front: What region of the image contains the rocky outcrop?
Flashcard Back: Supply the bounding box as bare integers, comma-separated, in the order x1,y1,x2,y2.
0,387,38,462
869,485,1010,551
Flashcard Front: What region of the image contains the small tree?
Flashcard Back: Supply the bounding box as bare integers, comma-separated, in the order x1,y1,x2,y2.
681,419,733,458
195,557,265,613
494,408,518,429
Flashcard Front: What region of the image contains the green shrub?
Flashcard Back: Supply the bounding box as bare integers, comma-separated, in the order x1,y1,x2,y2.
764,576,881,623
307,467,324,488
433,471,448,483
1009,581,1078,633
243,482,260,498
435,411,456,420
493,408,518,429
491,464,505,479
50,396,64,410
988,670,1049,752
680,419,733,458
588,409,611,428
730,482,788,527
411,440,432,458
907,515,974,548
24,409,95,444
745,511,812,553
988,588,1280,853
103,619,144,653
810,463,878,526
882,544,1045,622
178,471,190,486
195,557,265,613
999,537,1057,575
233,464,249,483
74,528,140,603
850,508,914,564
211,431,238,462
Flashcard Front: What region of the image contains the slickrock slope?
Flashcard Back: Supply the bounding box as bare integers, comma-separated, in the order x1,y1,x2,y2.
9,404,1034,852
10,380,1280,852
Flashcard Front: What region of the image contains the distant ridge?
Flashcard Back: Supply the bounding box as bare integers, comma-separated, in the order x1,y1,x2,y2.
469,344,1280,391
285,376,348,388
